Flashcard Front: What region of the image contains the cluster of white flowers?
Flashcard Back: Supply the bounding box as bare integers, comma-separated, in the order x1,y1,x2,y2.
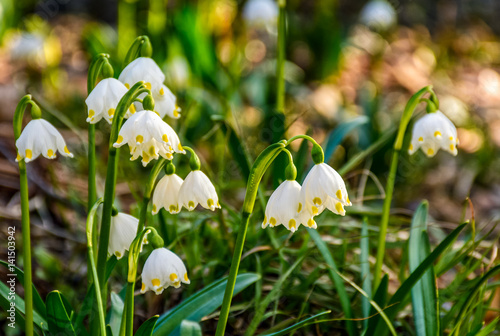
152,169,220,214
262,163,352,233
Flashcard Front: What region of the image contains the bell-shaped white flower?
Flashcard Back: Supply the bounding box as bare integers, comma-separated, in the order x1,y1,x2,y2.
133,84,181,119
178,170,220,211
108,212,143,260
15,119,73,163
113,110,185,166
301,163,352,218
140,247,190,294
118,57,165,96
152,173,183,214
262,180,316,233
360,0,397,31
408,110,459,157
85,78,131,124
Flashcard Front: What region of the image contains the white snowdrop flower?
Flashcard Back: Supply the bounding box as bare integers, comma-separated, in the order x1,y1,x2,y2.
243,0,278,29
360,0,397,31
301,163,352,218
15,119,73,163
85,78,132,124
152,173,184,214
178,170,220,211
140,247,190,295
408,110,459,157
118,57,165,96
262,180,316,233
133,84,181,119
113,110,185,166
108,212,145,260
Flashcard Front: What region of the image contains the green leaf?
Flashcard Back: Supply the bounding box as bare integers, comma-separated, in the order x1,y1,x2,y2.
154,273,260,336
180,320,202,336
309,229,356,336
106,292,124,336
46,290,76,335
0,260,47,320
135,315,159,336
258,310,331,336
360,218,371,329
372,223,467,336
408,201,439,336
365,274,389,334
0,281,48,331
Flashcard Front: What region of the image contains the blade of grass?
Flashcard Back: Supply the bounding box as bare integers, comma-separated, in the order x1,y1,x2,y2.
360,218,371,329
259,310,332,336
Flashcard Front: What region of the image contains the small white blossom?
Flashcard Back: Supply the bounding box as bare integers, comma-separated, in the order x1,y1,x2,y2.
152,173,184,214
140,247,190,295
118,57,165,96
262,180,316,233
134,84,181,119
108,212,144,260
408,110,459,157
300,163,352,218
86,78,132,124
15,119,73,163
113,110,185,166
360,0,397,31
178,170,220,211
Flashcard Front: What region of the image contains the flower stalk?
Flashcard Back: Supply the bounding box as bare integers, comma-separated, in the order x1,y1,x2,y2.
373,85,435,290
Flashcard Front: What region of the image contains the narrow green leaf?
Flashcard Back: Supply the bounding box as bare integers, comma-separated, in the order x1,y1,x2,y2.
180,320,202,336
259,310,331,336
0,260,47,320
475,318,499,336
309,229,356,336
135,315,159,336
154,273,260,336
106,292,124,336
360,218,371,328
408,201,439,336
46,290,76,335
365,274,389,334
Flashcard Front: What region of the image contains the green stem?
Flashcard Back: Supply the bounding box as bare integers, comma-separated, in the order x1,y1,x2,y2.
14,95,40,336
276,0,286,113
215,142,286,336
86,199,107,335
95,82,150,312
123,282,135,336
373,86,434,290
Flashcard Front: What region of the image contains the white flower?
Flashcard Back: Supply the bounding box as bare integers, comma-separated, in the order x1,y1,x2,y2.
15,119,73,163
243,0,278,29
140,247,190,294
408,110,459,157
178,170,220,211
118,57,165,96
262,180,316,233
85,78,132,124
133,84,181,119
300,163,352,218
112,110,185,166
360,0,397,31
108,212,143,260
152,173,183,214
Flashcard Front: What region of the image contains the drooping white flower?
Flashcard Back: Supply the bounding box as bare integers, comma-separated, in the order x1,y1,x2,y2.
152,173,184,214
178,170,220,211
243,0,278,29
108,212,143,260
300,163,352,218
262,180,316,233
112,110,185,166
15,119,73,163
133,84,181,119
85,78,132,124
140,247,190,295
118,57,165,96
408,110,459,157
360,0,397,31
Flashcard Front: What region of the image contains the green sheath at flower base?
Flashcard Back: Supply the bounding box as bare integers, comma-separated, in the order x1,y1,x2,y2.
183,146,202,171
165,161,176,175
283,149,297,181
143,94,155,111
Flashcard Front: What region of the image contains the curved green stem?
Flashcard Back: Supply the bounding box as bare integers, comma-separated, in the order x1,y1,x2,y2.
86,198,106,335
215,141,286,336
95,82,151,313
14,95,43,336
373,86,434,290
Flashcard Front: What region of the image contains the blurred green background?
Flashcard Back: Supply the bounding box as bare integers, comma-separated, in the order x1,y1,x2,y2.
0,0,499,335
